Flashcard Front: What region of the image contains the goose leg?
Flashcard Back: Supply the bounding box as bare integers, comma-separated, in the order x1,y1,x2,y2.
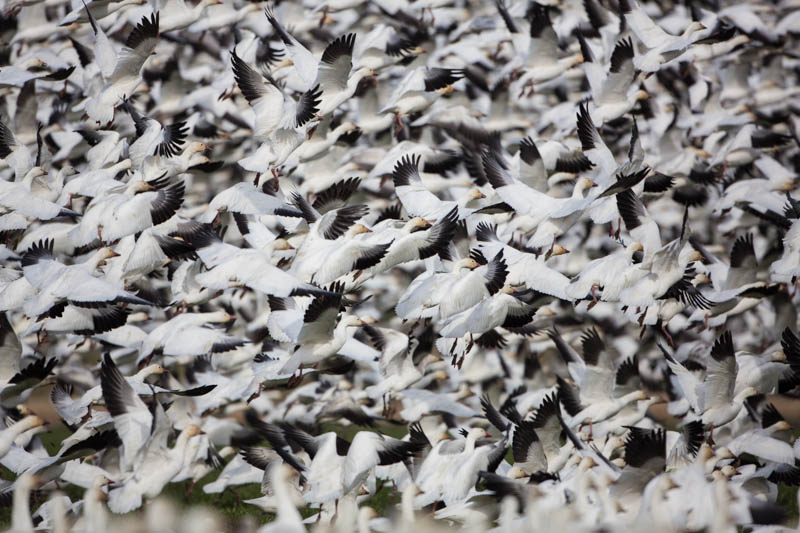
271,168,279,190
319,5,329,27
661,323,675,348
587,286,599,310
224,486,242,505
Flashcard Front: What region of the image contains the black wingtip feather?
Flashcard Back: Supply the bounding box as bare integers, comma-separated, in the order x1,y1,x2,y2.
710,330,734,362
125,12,159,50
392,154,422,188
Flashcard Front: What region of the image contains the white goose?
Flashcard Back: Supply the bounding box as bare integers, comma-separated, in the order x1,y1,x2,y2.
84,12,160,125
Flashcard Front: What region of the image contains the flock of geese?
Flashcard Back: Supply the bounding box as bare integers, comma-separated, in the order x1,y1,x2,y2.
0,0,800,530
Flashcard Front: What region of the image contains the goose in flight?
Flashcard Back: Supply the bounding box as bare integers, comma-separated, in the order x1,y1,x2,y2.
84,11,160,125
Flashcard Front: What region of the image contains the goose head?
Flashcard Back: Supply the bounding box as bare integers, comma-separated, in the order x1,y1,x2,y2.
461,188,486,206
270,238,294,251
406,216,432,233
683,21,707,39
20,167,47,186
138,363,167,379
90,247,120,268
349,223,372,236
454,257,481,271
184,424,204,437
627,242,644,257
574,177,597,197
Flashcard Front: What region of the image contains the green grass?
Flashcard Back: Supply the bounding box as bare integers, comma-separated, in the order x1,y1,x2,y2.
0,422,408,529
3,421,800,529
777,483,798,525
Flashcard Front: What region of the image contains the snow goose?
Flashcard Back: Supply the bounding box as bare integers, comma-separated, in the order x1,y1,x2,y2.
614,187,662,264
344,208,459,284
413,426,490,508
277,288,375,376
475,223,571,299
0,357,57,409
442,436,508,507
238,446,305,512
438,286,549,367
0,119,33,179
258,464,305,533
263,5,320,90
312,33,376,117
107,422,204,513
155,0,220,33
11,472,39,533
229,49,321,174
173,222,319,299
19,240,152,319
121,101,188,169
514,392,577,475
353,24,426,72
482,146,597,253
52,363,212,429
361,325,424,399
379,66,464,127
275,424,349,504
619,0,707,73
0,409,45,459
99,353,161,473
287,183,382,282
581,38,648,124
565,240,644,304
727,403,793,465
84,11,160,125
78,475,112,533
68,175,185,248
137,309,245,363
505,419,548,478
202,448,262,494
617,214,702,315
102,357,204,511
59,0,146,26
610,427,668,512
662,332,758,431
57,159,134,204
509,2,583,95
575,103,645,191
769,198,800,282
392,154,485,221
436,249,509,321
0,313,21,384
687,233,769,327
199,181,303,223
395,255,481,320
0,168,79,225
553,328,648,431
